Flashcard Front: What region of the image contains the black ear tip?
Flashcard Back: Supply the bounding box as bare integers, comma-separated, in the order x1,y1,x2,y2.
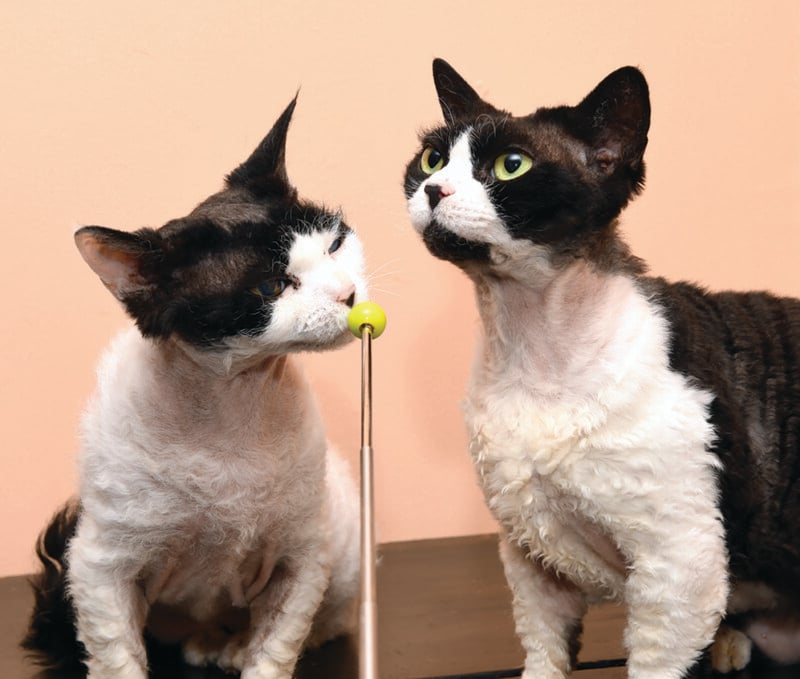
611,66,649,94
278,94,299,123
432,57,457,80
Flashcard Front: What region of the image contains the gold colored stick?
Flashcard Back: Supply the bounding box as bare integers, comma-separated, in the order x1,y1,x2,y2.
347,301,386,679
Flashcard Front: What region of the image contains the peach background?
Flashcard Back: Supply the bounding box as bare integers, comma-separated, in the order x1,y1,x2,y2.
2,1,799,577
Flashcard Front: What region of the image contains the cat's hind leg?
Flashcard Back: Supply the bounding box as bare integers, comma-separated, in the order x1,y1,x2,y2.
710,624,752,673
498,535,587,679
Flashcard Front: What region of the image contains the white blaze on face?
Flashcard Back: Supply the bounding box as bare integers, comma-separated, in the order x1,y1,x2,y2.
269,226,366,347
407,129,554,280
407,130,510,246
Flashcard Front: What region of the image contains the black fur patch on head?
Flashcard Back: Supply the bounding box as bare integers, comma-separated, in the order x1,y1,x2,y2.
431,57,501,125
76,99,352,348
102,201,346,346
404,60,650,274
225,96,299,199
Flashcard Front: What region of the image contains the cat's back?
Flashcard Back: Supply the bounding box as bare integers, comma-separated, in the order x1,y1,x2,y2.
645,276,800,449
646,277,800,389
645,276,800,592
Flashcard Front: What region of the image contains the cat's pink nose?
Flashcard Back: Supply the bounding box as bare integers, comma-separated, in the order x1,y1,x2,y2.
339,286,356,308
424,182,454,209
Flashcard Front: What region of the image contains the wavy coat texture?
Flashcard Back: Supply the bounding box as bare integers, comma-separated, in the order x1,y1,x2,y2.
405,59,800,678
24,99,364,679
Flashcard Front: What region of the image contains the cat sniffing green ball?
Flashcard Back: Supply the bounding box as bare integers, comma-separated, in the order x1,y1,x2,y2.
348,301,387,339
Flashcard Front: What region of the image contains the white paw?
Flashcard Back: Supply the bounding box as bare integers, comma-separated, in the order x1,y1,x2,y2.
521,663,567,679
183,630,223,667
711,625,752,673
183,628,249,672
217,634,249,671
86,661,148,679
240,657,292,679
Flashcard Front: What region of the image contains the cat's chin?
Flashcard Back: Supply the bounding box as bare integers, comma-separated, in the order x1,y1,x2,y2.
298,326,355,353
423,223,490,264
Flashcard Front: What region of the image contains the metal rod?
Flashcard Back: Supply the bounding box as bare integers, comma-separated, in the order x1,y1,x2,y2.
359,325,378,679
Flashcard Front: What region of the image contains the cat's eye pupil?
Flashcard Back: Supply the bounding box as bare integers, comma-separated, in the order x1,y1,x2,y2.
421,147,445,174
493,151,533,181
504,154,522,173
329,236,343,254
254,279,288,298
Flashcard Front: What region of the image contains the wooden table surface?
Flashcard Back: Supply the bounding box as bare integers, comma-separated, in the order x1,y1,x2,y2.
1,534,796,678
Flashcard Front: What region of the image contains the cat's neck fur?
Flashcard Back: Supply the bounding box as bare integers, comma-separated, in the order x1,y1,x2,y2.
103,329,315,462
468,257,653,403
166,331,286,380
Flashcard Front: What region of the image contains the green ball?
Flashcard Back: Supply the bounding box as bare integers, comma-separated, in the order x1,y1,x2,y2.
348,301,387,339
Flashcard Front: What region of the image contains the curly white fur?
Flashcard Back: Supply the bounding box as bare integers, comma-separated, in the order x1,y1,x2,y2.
465,264,729,679
408,130,732,678
67,229,363,679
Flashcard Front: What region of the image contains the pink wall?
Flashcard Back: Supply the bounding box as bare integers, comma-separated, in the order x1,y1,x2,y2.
2,1,799,576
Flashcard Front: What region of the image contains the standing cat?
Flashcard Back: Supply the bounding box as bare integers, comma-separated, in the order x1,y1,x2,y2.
404,59,800,678
23,98,365,679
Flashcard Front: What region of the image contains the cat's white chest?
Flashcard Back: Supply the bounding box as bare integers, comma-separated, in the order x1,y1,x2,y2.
463,271,720,599
77,329,329,608
465,381,630,598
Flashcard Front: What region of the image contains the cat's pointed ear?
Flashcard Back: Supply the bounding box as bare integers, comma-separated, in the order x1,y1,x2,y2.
75,226,160,300
225,95,298,195
570,66,650,172
433,58,497,124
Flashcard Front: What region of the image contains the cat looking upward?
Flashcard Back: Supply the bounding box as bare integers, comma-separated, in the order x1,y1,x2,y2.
404,59,800,678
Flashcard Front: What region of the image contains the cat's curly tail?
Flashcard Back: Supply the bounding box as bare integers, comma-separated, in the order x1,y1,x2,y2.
21,499,87,673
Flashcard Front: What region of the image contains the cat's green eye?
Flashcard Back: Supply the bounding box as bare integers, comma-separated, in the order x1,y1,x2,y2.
252,279,290,299
492,152,533,181
420,146,445,174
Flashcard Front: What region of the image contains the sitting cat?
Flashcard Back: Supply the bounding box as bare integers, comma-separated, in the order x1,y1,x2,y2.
23,97,364,679
404,59,800,678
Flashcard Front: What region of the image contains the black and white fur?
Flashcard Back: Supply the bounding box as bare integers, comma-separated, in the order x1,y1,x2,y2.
404,59,800,678
23,98,365,679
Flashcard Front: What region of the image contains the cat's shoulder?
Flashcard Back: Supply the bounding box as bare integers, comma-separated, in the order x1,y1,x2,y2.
638,275,800,331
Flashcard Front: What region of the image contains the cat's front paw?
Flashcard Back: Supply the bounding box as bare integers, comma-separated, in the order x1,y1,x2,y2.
183,629,225,667
240,657,293,679
520,662,567,679
86,661,148,679
521,671,566,679
183,628,248,672
711,624,752,673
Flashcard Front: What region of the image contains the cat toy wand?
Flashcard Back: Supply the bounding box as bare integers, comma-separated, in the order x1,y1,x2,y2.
347,301,387,679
